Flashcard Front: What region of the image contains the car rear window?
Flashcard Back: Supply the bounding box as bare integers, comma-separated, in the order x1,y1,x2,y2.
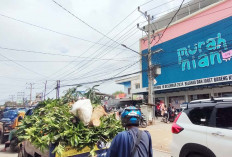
186,107,214,126
216,107,232,130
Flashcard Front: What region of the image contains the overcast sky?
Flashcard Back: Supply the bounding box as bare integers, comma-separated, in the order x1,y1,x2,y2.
0,0,187,104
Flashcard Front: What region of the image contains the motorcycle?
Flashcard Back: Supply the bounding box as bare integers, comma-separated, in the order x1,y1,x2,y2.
169,110,177,122
161,111,169,123
139,113,147,128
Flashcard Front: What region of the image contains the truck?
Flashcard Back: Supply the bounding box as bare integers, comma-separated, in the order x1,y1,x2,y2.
17,108,109,157
0,110,25,143
18,140,109,157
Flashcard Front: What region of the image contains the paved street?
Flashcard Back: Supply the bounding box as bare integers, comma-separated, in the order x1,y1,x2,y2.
142,117,173,152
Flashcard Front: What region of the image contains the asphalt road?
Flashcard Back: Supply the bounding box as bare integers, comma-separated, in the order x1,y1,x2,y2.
0,144,170,157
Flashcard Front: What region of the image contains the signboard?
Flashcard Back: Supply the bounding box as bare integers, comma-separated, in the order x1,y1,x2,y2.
154,74,232,90
36,93,43,102
142,16,232,89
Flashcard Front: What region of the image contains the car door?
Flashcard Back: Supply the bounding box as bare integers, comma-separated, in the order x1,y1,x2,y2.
207,103,232,157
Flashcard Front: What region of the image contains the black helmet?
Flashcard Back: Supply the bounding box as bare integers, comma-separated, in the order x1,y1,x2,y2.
121,106,141,127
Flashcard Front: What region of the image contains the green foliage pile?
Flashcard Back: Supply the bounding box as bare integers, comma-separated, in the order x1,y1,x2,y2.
17,99,124,156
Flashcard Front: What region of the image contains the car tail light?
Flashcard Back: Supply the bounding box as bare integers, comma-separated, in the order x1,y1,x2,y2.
172,112,184,134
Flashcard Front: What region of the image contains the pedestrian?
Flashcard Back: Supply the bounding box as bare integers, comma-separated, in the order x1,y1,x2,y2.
0,129,17,152
106,106,153,157
161,103,165,116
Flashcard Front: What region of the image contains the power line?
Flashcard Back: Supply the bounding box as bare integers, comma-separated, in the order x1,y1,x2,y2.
63,59,140,82
52,0,141,56
49,18,141,81
60,68,144,87
0,52,47,78
0,13,125,49
0,46,134,61
52,0,121,46
59,28,141,81
36,0,181,82
153,0,185,46
40,11,141,81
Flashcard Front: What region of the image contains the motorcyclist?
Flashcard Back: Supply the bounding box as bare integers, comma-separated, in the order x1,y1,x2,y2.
106,106,153,157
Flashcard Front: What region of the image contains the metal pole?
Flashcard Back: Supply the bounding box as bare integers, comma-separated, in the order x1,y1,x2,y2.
30,83,32,105
56,80,60,99
44,80,47,100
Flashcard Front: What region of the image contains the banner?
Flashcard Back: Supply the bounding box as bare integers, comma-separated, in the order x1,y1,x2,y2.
154,74,232,91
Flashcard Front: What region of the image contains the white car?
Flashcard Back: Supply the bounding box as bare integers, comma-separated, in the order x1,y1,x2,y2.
171,97,232,157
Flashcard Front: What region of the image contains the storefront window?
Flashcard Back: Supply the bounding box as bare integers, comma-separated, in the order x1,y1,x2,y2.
190,94,209,101
218,92,232,97
169,96,185,109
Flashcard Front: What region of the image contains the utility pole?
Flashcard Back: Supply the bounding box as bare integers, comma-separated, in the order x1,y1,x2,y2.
56,80,60,99
137,7,162,124
9,95,15,102
137,7,154,105
27,83,34,106
44,80,47,100
17,92,25,106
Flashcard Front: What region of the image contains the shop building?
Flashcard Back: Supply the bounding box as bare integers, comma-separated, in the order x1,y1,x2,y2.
120,0,232,108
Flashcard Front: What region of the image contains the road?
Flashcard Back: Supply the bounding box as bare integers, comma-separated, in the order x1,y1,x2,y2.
0,145,171,157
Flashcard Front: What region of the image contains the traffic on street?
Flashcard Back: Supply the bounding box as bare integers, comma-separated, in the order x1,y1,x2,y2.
0,0,232,156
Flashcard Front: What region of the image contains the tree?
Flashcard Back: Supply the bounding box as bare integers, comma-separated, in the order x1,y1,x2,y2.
62,86,83,104
112,91,124,96
85,85,101,104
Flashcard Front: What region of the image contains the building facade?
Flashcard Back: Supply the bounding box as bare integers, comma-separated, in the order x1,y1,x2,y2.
116,75,143,100
133,0,232,108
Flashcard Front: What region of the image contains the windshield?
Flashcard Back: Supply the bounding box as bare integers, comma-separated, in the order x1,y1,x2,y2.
3,110,18,119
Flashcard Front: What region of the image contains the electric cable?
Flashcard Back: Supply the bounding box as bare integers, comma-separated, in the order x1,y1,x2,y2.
52,0,124,48
41,13,142,81
53,22,141,81
61,29,140,78
152,0,185,46
0,13,124,49
0,52,47,78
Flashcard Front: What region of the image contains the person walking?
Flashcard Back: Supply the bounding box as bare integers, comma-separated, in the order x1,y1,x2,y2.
106,106,153,157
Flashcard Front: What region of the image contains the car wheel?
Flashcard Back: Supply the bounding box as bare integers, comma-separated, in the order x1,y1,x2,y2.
180,144,216,157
